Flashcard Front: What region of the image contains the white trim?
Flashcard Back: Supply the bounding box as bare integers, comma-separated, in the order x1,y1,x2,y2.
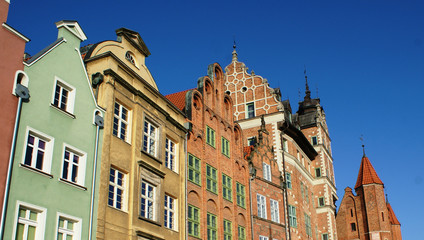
12,201,47,240
55,212,82,240
22,126,55,174
51,76,76,114
60,143,87,187
12,70,29,96
55,21,87,41
2,23,30,42
24,38,66,67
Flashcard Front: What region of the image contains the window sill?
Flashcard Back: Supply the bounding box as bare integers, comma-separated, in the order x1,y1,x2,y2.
107,205,128,213
141,150,162,164
139,216,161,227
112,134,132,145
20,164,53,178
59,178,87,190
50,104,76,119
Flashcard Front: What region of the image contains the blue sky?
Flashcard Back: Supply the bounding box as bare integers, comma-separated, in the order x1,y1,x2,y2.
7,0,424,238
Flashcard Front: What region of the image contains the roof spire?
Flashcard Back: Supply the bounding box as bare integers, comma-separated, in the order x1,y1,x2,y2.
360,135,366,157
232,37,238,62
304,65,311,101
354,150,384,189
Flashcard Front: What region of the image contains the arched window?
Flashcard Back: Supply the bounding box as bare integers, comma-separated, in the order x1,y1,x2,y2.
125,51,137,66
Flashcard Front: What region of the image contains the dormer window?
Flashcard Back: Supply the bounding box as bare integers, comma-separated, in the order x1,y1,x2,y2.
125,51,137,66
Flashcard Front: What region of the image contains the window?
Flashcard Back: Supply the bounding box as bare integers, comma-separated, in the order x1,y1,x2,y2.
113,102,130,142
206,164,217,194
257,194,267,219
188,154,201,185
236,182,246,208
207,213,217,240
286,172,292,189
288,205,297,227
305,213,312,236
312,193,315,208
57,215,81,240
188,205,200,237
263,163,271,181
238,225,246,240
143,120,158,156
108,168,126,210
23,129,53,174
259,236,269,240
300,182,304,200
270,199,280,223
206,126,216,147
223,219,232,240
14,203,46,240
246,102,255,119
140,180,155,220
350,209,354,217
221,137,230,157
61,146,86,186
165,138,177,172
351,222,356,231
247,137,256,146
282,138,288,152
322,233,329,240
315,168,322,178
164,195,176,230
318,197,325,207
52,79,75,114
305,185,309,203
381,212,385,221
311,136,318,145
222,174,232,202
125,51,137,66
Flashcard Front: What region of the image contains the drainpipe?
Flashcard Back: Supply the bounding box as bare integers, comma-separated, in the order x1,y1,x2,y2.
89,114,103,240
279,124,291,240
0,83,30,238
183,122,190,240
248,161,256,240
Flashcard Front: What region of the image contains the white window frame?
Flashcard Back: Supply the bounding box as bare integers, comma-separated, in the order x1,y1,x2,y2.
13,201,46,240
55,213,82,240
259,236,269,240
108,167,126,211
143,119,158,157
282,138,288,152
22,127,54,174
164,194,177,230
247,137,256,146
51,77,76,114
113,101,131,143
246,102,255,119
270,199,280,223
165,138,177,172
257,194,267,219
263,163,271,181
60,144,86,186
140,180,156,220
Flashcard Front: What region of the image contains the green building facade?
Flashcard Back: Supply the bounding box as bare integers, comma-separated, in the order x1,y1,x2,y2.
3,21,104,240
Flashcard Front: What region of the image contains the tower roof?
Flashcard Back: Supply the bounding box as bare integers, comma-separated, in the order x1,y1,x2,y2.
386,203,401,225
354,155,383,189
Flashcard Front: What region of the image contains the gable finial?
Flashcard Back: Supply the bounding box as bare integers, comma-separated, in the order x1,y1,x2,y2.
304,65,311,101
232,36,238,62
360,134,366,157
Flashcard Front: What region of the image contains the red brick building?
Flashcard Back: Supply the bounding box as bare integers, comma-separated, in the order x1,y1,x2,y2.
0,0,29,219
336,151,402,240
166,63,252,240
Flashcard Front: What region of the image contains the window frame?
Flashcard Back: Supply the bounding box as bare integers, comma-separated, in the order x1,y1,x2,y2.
236,182,246,208
165,137,177,172
246,102,255,119
188,153,201,186
311,136,318,145
322,233,329,240
51,77,76,114
223,219,232,240
22,127,54,174
56,213,82,240
263,163,271,181
282,138,288,152
108,167,126,211
288,205,297,228
318,197,325,207
257,193,267,219
164,194,176,230
222,174,233,202
13,201,46,240
238,225,246,240
286,172,292,189
221,137,230,157
259,236,269,240
113,101,131,143
206,126,216,148
305,213,312,236
140,180,156,220
207,212,217,240
315,167,322,178
188,205,200,238
60,144,87,187
206,164,217,194
142,119,159,157
270,199,280,223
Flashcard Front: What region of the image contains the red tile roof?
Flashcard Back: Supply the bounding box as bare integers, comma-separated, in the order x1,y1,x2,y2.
165,89,192,111
354,155,383,189
386,203,401,225
244,146,254,160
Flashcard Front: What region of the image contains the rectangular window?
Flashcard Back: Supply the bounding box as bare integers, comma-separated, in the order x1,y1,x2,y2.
305,213,312,236
318,197,325,207
206,164,217,194
300,182,304,200
207,213,217,240
286,172,292,189
259,236,269,240
238,225,246,240
247,137,256,146
246,102,255,119
113,102,130,142
188,205,200,237
164,195,175,230
143,120,158,156
108,168,126,210
61,146,86,186
52,79,75,114
222,174,232,202
206,126,216,147
165,138,177,172
257,194,267,219
57,215,81,240
188,154,201,185
315,168,322,178
263,163,271,181
270,199,280,223
288,205,297,227
311,136,318,145
351,222,356,231
140,180,155,220
223,219,232,240
14,203,46,240
322,233,329,240
305,185,309,203
236,182,246,208
221,137,230,157
23,129,53,174
282,138,288,152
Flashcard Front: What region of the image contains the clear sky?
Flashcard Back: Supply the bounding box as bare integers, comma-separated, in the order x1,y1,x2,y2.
7,0,424,238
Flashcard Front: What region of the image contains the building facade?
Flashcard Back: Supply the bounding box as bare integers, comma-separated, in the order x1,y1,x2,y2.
0,0,29,221
3,21,104,239
224,49,338,240
166,63,252,240
83,28,188,239
336,152,402,240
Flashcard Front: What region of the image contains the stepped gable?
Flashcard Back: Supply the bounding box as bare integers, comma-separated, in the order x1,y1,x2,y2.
387,203,401,225
165,89,192,111
354,155,383,189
